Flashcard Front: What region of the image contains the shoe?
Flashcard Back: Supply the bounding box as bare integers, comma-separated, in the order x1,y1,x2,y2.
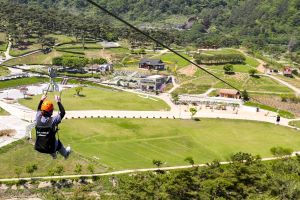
64,146,71,159
51,153,57,160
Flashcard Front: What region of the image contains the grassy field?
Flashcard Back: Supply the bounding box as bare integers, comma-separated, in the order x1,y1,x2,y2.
153,52,193,69
0,140,108,178
0,106,9,115
200,48,260,73
10,43,41,57
0,66,10,76
19,87,170,111
275,75,300,89
289,121,300,128
0,32,7,52
176,70,293,95
1,118,299,178
47,34,76,44
3,50,65,66
0,77,47,89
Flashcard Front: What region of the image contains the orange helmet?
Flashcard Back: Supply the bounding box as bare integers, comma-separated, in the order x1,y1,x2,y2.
41,100,54,113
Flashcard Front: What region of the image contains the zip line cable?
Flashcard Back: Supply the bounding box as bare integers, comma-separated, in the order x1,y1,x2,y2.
85,0,241,92
86,0,278,111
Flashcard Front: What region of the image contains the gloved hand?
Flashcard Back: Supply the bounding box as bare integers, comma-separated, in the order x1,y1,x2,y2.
41,95,47,101
55,95,61,103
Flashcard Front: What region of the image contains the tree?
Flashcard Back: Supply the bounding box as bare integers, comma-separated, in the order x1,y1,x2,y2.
52,57,63,66
242,90,249,101
171,92,179,104
90,58,107,65
223,64,234,74
75,86,83,96
152,160,163,168
74,164,82,174
26,164,38,177
184,157,195,166
189,107,197,118
248,69,258,76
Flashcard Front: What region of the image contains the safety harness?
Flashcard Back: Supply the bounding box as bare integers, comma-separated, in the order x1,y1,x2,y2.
35,115,60,154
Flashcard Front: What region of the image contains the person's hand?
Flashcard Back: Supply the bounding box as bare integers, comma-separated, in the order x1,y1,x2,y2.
41,95,47,101
55,95,61,103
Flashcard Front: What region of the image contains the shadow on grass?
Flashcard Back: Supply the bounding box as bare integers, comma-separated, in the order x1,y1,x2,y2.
73,94,86,97
250,75,260,79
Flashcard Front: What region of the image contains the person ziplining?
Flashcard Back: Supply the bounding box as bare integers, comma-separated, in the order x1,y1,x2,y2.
34,67,71,159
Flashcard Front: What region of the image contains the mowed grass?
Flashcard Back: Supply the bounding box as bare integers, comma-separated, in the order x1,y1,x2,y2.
289,121,300,129
0,32,7,52
3,50,66,66
200,48,260,73
47,34,76,44
0,140,107,178
10,43,41,57
153,52,192,69
0,66,10,76
0,106,9,115
176,69,293,95
19,87,170,111
1,118,299,178
42,118,300,170
0,77,47,89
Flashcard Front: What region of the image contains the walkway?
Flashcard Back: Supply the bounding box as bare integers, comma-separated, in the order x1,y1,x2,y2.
263,74,300,96
0,152,299,182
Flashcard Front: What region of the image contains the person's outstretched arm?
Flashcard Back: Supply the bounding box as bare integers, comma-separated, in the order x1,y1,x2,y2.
37,95,47,111
54,95,65,123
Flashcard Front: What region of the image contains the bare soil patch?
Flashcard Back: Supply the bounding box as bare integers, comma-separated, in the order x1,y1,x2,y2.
178,65,197,76
0,129,16,137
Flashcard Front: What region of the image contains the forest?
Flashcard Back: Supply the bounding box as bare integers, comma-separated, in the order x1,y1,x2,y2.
1,0,300,63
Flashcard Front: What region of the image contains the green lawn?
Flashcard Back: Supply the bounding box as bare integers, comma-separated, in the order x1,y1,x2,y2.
153,52,192,69
176,70,293,95
0,77,47,89
0,66,10,76
19,87,170,111
55,118,300,169
0,140,108,178
2,50,77,66
10,43,41,57
0,32,7,52
47,34,76,44
289,121,300,128
0,106,9,115
1,118,299,178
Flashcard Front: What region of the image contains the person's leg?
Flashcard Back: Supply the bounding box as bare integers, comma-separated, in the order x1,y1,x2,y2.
56,140,71,158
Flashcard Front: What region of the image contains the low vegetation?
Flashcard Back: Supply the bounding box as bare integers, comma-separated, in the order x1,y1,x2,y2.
289,121,300,129
244,101,295,119
19,87,170,111
0,66,9,76
0,77,47,89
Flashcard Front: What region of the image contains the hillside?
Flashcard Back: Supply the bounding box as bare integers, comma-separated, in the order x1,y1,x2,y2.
7,0,299,59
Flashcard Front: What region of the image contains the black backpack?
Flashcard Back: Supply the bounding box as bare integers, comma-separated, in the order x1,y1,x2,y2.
35,116,58,154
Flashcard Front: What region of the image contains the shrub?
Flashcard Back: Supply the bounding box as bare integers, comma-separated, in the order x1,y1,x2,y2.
270,146,293,157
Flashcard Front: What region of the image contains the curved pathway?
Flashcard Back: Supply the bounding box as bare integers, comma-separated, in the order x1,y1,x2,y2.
263,74,300,96
0,152,299,182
